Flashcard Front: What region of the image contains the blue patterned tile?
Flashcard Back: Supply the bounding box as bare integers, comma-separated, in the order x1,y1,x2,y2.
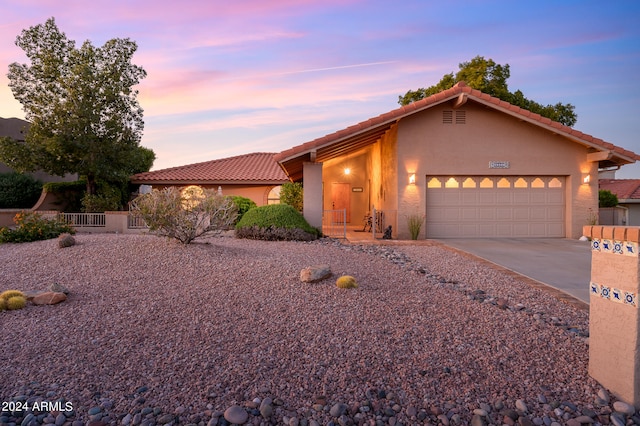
590,282,600,296
591,238,601,252
624,292,637,307
612,288,623,303
601,239,613,253
613,241,624,255
624,241,638,257
601,286,611,299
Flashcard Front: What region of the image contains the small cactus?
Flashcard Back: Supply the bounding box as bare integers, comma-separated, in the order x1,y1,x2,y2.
336,275,358,289
6,295,27,310
0,298,6,311
0,290,25,301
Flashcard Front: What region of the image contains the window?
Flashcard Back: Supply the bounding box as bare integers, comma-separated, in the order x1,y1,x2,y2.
267,186,281,204
427,177,442,188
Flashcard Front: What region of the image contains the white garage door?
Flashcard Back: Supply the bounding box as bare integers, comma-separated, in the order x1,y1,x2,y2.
426,176,565,238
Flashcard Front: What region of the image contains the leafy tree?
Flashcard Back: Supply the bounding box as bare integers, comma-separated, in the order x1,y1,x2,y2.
0,17,154,198
280,182,303,211
599,189,619,208
398,56,577,127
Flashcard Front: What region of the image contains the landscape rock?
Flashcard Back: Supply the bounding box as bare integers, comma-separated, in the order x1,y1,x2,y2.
223,405,248,425
58,233,76,248
612,401,635,416
50,282,70,295
300,264,332,283
31,291,67,305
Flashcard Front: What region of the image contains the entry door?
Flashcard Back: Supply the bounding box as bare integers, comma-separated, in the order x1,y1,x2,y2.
331,183,351,223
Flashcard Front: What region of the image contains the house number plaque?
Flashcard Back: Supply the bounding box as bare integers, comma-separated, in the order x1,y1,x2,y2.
489,161,510,169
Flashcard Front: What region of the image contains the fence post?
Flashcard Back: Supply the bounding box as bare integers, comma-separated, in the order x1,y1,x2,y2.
583,225,640,407
342,208,346,239
372,207,377,239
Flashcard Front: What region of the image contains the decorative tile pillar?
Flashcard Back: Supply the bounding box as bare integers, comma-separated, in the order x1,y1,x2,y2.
583,225,640,407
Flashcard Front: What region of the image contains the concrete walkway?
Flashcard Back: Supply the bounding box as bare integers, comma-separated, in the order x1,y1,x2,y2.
435,238,592,306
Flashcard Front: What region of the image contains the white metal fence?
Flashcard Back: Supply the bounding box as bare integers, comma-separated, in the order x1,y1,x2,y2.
322,209,347,238
59,212,106,227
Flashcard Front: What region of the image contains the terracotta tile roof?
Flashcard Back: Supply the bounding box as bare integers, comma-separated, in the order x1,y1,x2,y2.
275,81,640,168
599,179,640,200
131,152,289,184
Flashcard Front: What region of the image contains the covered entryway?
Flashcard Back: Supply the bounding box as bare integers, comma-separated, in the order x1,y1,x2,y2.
425,176,565,238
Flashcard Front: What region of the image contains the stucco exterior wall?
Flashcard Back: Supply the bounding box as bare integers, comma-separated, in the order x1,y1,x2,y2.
149,183,280,206
395,102,597,239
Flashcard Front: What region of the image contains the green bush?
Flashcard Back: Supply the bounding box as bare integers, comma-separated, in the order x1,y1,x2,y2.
280,182,303,211
599,189,619,208
81,183,123,212
235,204,319,241
0,172,43,208
0,211,75,243
229,196,257,224
43,180,86,212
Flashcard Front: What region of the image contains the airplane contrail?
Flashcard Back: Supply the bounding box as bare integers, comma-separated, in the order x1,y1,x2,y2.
278,61,397,75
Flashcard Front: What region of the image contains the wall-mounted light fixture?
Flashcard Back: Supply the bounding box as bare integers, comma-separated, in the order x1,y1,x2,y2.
409,173,416,185
344,167,351,175
582,173,591,185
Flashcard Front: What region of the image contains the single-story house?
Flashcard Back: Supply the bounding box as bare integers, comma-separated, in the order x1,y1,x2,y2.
598,179,640,226
275,82,640,239
130,152,289,206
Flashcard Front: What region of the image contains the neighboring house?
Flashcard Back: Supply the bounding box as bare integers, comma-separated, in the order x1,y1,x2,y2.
130,152,289,206
0,116,77,183
275,82,640,239
598,179,640,226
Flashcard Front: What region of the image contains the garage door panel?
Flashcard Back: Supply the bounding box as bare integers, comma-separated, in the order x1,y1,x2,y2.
513,192,531,204
496,192,512,203
478,192,497,204
496,208,513,220
547,207,564,220
478,208,495,220
513,208,531,220
426,175,565,238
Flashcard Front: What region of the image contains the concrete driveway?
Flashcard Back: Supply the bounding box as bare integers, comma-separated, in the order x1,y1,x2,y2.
435,238,592,306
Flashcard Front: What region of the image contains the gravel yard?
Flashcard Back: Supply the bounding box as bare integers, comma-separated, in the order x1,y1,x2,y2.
0,233,629,426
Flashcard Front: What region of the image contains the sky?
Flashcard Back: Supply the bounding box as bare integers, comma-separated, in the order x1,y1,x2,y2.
1,0,639,176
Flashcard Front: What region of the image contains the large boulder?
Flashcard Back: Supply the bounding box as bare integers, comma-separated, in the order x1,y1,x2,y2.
300,265,332,283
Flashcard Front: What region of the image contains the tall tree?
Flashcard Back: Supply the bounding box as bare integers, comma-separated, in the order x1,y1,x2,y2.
0,17,153,195
398,56,577,127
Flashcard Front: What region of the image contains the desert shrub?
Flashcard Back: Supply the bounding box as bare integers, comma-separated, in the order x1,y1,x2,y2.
336,275,358,289
229,196,257,224
599,190,619,208
235,203,319,241
6,295,27,310
280,182,303,211
0,172,43,208
406,213,425,240
0,211,75,243
130,186,238,244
